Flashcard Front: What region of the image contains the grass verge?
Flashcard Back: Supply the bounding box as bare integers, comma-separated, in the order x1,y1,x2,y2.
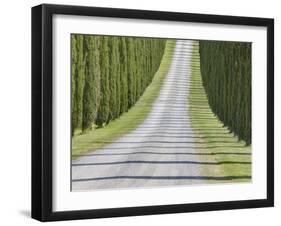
72,40,176,158
189,41,251,183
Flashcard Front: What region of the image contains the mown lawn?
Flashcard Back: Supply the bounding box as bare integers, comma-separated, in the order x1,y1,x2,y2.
189,42,252,183
72,40,176,158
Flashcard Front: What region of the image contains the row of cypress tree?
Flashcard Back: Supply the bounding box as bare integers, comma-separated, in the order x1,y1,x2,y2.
71,35,166,135
199,41,252,145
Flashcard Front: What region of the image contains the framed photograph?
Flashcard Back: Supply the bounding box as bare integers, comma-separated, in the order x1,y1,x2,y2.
32,4,274,221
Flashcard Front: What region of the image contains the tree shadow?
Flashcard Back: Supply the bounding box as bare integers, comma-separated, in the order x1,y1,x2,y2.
80,145,245,150
72,160,251,166
73,151,251,157
72,175,251,182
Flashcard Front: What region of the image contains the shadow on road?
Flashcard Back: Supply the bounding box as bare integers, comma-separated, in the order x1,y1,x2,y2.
73,175,251,182
72,160,251,166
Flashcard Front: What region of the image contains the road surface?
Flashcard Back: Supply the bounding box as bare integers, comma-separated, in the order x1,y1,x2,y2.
72,40,204,191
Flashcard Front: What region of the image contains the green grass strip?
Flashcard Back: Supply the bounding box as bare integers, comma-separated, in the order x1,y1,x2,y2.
189,42,252,183
72,40,176,158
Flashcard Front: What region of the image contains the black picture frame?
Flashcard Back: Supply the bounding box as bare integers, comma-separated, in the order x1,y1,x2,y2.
31,3,274,222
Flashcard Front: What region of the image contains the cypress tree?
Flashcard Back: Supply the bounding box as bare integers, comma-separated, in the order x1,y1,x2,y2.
71,35,77,136
82,36,101,132
96,37,110,127
126,38,136,108
71,35,85,133
119,37,128,113
199,40,251,144
72,35,166,132
76,35,85,128
108,37,119,121
115,38,121,117
134,38,141,99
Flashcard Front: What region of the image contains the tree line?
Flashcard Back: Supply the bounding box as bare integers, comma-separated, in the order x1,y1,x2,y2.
199,41,251,145
71,35,166,135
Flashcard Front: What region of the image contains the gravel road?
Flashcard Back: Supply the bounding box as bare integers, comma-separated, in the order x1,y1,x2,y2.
72,40,204,191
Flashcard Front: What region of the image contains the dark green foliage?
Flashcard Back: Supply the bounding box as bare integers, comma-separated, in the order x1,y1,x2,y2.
115,38,121,117
82,36,101,132
107,37,119,122
71,36,77,135
126,37,136,108
199,41,252,144
96,37,110,127
119,37,128,114
71,35,85,135
71,35,166,134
